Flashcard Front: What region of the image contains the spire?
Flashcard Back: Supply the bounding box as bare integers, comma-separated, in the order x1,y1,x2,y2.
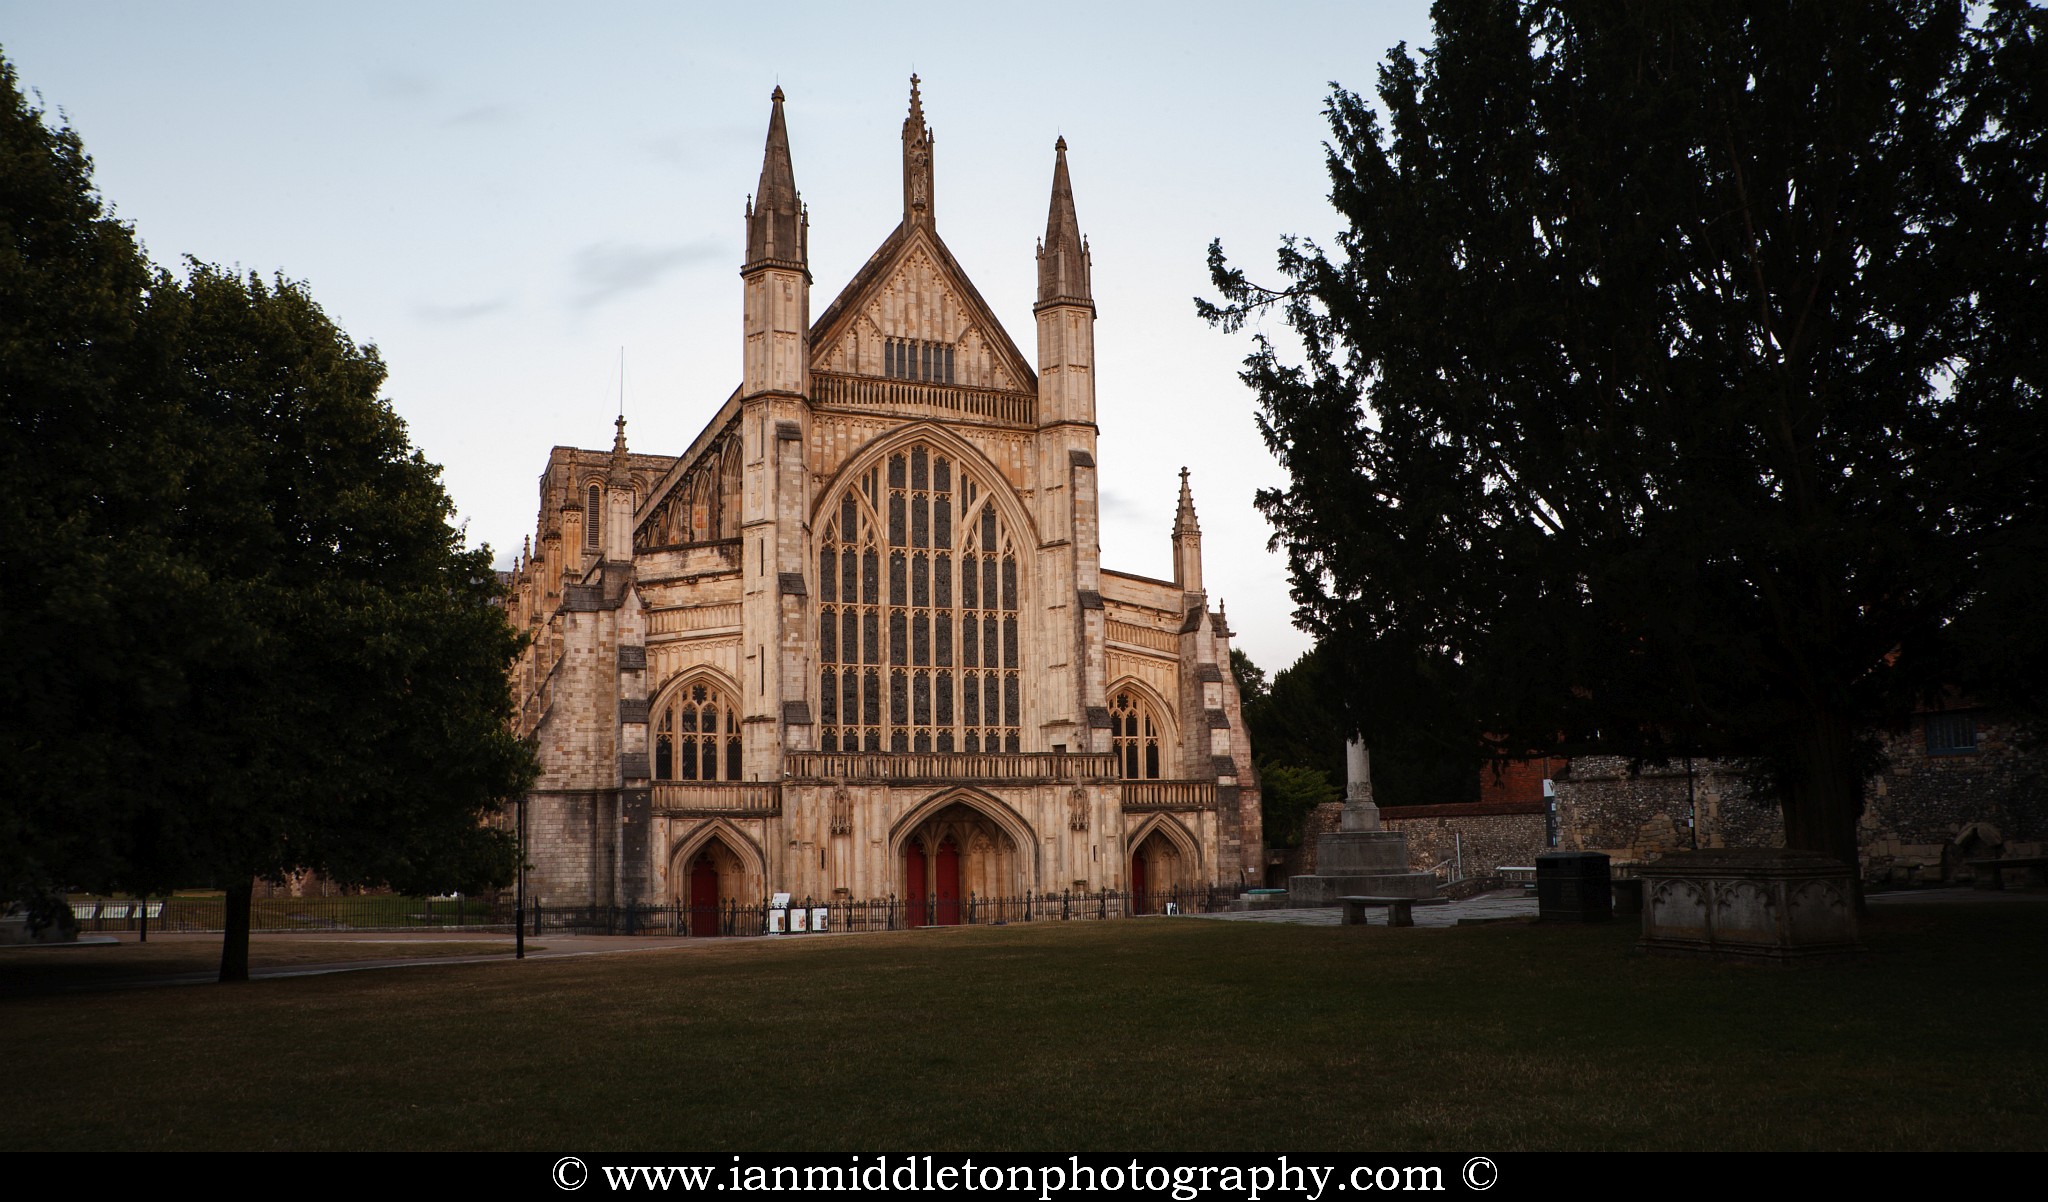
902,74,935,226
1173,466,1201,540
1036,136,1092,309
608,415,631,486
745,86,806,271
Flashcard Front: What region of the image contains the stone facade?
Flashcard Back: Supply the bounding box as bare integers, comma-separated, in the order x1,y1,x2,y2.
501,81,1261,913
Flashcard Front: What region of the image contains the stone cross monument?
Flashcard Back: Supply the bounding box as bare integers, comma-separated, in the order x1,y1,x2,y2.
1340,738,1382,832
1285,738,1437,904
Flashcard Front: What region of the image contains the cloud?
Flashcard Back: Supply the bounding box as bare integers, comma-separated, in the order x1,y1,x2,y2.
570,240,725,308
1097,488,1143,520
416,297,511,323
370,69,435,101
445,104,516,127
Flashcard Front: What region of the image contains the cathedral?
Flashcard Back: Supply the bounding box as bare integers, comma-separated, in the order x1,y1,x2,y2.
501,80,1261,925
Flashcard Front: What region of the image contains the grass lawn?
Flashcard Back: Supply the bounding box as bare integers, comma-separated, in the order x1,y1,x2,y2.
6,902,2043,1152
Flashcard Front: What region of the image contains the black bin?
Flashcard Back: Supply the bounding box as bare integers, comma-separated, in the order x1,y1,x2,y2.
1536,851,1612,923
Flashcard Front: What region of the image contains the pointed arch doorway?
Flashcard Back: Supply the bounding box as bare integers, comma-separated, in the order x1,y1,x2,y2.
689,854,721,936
680,835,747,937
899,798,1020,927
902,835,966,927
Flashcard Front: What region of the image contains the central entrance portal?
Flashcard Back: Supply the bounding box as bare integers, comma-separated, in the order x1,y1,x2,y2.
899,799,1023,926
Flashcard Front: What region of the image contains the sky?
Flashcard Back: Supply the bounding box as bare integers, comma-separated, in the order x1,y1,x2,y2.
3,0,1437,675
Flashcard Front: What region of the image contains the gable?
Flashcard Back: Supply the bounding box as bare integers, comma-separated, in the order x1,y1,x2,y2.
808,224,1036,393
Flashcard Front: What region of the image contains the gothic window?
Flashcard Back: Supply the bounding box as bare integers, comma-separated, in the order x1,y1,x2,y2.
1109,690,1162,779
818,444,1021,754
883,338,956,384
653,679,744,781
585,483,602,548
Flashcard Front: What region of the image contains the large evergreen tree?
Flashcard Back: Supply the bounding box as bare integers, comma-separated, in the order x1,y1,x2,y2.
1203,1,2048,872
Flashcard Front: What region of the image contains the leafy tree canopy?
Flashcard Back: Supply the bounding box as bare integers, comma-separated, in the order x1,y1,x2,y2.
1,55,533,975
1203,0,2048,868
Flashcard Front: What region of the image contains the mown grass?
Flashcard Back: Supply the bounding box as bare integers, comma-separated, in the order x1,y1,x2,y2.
6,903,2043,1152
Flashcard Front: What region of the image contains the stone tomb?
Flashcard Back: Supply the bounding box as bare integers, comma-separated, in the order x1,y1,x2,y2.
1639,848,1862,963
1287,742,1439,905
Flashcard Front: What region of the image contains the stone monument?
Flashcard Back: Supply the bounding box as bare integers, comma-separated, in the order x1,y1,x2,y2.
1287,740,1439,905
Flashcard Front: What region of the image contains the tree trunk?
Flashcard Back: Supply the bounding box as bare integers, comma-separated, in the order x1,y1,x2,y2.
1778,716,1867,912
219,876,253,983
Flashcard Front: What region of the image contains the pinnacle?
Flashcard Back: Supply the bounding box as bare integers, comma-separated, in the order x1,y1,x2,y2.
1037,135,1089,307
747,84,804,268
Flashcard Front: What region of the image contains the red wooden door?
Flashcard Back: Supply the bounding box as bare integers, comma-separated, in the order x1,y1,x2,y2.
1130,851,1148,914
904,841,927,928
690,855,721,937
936,837,962,926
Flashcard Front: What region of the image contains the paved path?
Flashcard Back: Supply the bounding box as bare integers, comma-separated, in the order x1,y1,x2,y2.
1190,889,1539,927
1187,884,2044,928
18,886,2036,994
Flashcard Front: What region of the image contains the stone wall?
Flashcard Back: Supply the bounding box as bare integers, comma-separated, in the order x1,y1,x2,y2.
1553,756,1784,864
1861,715,2048,885
1382,802,1549,880
1544,713,2048,885
525,790,615,907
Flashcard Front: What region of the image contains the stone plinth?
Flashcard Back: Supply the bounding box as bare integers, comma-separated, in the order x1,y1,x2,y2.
1639,848,1861,963
1288,830,1439,904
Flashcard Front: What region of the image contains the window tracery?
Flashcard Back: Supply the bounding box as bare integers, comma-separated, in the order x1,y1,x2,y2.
1109,689,1162,779
818,444,1022,753
653,679,743,781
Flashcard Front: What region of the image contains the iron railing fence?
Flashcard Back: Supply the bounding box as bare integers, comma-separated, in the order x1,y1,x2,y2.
64,884,1244,937
65,894,509,935
563,884,1245,938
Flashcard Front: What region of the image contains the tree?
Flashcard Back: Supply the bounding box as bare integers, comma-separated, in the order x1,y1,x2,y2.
1258,763,1341,849
1241,646,1478,813
1,54,533,977
0,55,199,910
1203,1,2048,874
139,266,532,980
1229,647,1268,704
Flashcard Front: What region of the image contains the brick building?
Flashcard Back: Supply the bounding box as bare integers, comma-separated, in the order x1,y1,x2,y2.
499,82,1261,920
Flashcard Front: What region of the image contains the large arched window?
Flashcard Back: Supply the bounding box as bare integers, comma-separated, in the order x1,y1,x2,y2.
818,443,1022,754
1109,689,1163,779
585,482,602,549
653,678,743,781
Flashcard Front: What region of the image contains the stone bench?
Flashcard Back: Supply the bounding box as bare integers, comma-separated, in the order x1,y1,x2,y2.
1338,895,1446,928
1968,856,2048,890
